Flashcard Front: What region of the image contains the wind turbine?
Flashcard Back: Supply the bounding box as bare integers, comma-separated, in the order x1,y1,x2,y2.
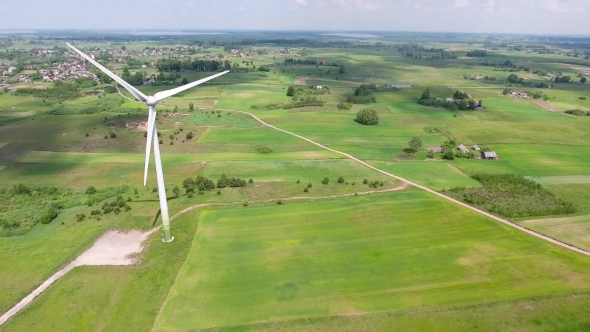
66,42,228,242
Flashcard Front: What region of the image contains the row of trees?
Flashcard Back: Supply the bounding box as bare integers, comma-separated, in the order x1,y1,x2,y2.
156,58,232,72
182,174,251,193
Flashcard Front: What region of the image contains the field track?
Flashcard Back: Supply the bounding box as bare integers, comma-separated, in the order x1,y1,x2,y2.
232,109,590,258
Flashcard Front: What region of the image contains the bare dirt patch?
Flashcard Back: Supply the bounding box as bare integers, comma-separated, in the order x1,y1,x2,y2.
293,76,365,86
73,230,150,266
558,64,590,76
534,101,560,112
426,146,442,153
396,154,414,159
424,106,442,110
424,70,442,77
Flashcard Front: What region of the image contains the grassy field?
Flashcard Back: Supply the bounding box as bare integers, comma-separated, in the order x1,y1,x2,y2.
2,33,590,331
154,190,590,330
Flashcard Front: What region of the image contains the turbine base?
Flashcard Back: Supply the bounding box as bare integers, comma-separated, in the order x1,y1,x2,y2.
161,234,175,243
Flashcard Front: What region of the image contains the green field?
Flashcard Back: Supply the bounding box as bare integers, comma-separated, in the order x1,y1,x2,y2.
2,31,590,331
154,190,590,330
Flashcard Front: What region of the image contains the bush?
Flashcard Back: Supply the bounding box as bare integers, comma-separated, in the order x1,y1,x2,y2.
580,97,587,100
216,190,221,195
322,177,329,185
249,178,254,184
307,183,313,188
362,179,368,184
355,108,379,125
277,200,283,205
85,186,96,195
565,109,589,116
304,187,309,193
337,177,345,183
256,146,273,154
337,102,353,110
39,208,58,224
186,132,194,140
76,213,86,222
110,132,117,138
243,201,249,207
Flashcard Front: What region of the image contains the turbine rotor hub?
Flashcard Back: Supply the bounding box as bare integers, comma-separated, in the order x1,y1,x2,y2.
146,96,157,107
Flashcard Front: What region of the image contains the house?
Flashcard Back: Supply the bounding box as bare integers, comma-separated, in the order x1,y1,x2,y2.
482,151,499,160
446,98,454,103
386,83,412,88
141,64,148,69
472,145,480,151
457,144,469,153
316,85,323,90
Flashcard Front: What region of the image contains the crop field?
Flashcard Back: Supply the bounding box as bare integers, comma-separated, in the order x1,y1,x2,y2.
154,191,590,330
2,31,590,331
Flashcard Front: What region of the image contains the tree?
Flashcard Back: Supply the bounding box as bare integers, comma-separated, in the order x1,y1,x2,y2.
420,88,430,100
322,177,329,185
337,177,345,183
503,88,510,95
582,77,587,83
189,103,194,111
122,68,130,78
286,86,295,96
85,186,96,194
355,108,379,125
408,136,423,152
181,77,189,85
173,185,180,197
121,45,126,51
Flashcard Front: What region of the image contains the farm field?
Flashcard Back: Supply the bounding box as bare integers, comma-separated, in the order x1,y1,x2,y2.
1,30,590,331
154,190,590,330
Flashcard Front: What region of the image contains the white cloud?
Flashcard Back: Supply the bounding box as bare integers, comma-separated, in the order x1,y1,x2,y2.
356,0,381,11
540,0,569,12
485,0,496,13
187,0,195,7
296,0,308,5
453,0,469,8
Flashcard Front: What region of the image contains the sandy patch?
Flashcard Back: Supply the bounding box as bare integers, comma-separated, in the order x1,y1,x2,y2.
233,93,254,98
534,101,560,112
213,100,219,105
73,230,150,266
424,106,442,110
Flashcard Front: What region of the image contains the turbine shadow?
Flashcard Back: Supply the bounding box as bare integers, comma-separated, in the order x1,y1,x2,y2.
150,195,180,227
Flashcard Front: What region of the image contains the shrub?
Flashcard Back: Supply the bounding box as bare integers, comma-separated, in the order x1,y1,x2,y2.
277,200,283,205
159,139,163,144
296,179,300,184
337,177,345,183
39,208,58,224
565,109,589,116
110,132,117,138
249,178,254,184
243,201,249,207
216,190,221,195
256,146,273,154
304,187,309,193
362,179,368,184
76,213,86,222
322,177,329,185
186,132,194,140
427,150,435,158
355,108,379,125
307,183,313,188
85,186,96,195
579,97,587,100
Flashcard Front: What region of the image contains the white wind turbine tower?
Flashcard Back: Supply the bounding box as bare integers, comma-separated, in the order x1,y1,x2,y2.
66,42,228,242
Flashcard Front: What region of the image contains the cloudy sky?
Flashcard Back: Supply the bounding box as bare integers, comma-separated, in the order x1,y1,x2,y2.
0,0,588,35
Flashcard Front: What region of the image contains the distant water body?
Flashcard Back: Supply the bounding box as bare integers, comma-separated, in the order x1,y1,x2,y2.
130,31,224,36
321,33,380,38
0,30,37,34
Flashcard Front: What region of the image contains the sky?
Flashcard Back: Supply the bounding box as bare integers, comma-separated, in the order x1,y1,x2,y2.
0,0,588,35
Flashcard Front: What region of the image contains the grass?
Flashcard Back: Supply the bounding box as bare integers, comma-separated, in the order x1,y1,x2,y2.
0,208,199,331
154,190,590,330
369,160,480,190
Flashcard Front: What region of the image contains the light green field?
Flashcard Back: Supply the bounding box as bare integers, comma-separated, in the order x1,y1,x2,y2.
529,175,590,185
154,190,590,330
369,160,480,190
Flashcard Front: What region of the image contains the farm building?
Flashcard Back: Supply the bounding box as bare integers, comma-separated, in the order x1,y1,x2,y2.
386,83,412,88
457,144,469,153
482,151,499,160
446,98,454,103
472,145,480,151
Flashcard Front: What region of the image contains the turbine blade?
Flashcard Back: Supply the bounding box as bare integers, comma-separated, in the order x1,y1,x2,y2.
154,70,229,102
65,42,148,102
143,108,156,186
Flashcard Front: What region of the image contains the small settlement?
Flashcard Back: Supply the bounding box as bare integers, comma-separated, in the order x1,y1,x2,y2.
457,143,499,160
